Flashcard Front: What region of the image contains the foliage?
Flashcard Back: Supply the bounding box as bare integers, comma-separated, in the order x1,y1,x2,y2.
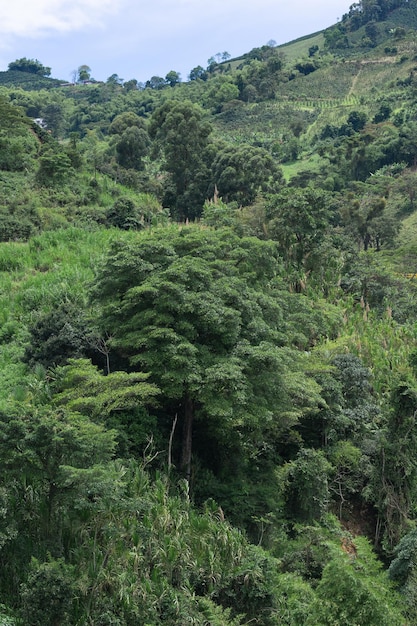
0,97,37,173
307,537,405,626
52,358,159,455
264,186,332,273
106,194,168,230
149,100,213,219
0,401,119,602
280,449,332,522
211,144,284,205
0,71,62,89
389,527,417,587
371,376,417,550
36,149,74,186
8,58,51,77
115,126,150,170
0,12,416,625
23,302,92,369
91,226,333,497
20,558,76,626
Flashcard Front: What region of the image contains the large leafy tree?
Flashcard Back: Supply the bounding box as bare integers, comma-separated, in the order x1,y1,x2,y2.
211,144,284,205
265,187,333,270
149,101,213,219
115,126,150,170
92,227,331,486
108,111,146,135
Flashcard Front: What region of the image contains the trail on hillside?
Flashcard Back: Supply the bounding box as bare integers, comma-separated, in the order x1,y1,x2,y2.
349,67,362,97
348,58,397,97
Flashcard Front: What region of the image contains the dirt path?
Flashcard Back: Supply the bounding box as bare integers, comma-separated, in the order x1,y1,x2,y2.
348,67,362,97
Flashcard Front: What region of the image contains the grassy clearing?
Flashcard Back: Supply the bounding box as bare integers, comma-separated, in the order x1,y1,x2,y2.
277,33,325,63
397,211,417,248
281,152,323,181
0,227,120,399
0,228,116,313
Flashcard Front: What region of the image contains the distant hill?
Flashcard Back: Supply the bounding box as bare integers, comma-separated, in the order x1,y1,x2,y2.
0,70,64,90
224,0,417,67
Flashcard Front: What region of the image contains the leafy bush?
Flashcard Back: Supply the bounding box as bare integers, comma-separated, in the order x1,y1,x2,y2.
20,558,76,626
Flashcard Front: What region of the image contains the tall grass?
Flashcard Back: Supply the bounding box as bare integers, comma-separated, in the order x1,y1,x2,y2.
0,227,124,400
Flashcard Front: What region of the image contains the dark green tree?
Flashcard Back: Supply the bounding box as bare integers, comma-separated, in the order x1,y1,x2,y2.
295,59,318,76
340,193,398,251
347,110,368,133
389,528,417,621
106,73,123,86
20,558,76,626
8,58,51,76
149,101,213,219
211,144,283,205
109,111,146,135
0,97,32,131
145,75,166,90
92,227,325,484
115,126,150,170
0,97,36,171
0,402,118,597
41,102,65,137
265,187,332,273
188,65,208,81
372,377,417,550
123,78,139,91
165,70,181,87
23,302,92,369
77,64,91,82
36,148,73,186
281,448,331,522
389,528,417,587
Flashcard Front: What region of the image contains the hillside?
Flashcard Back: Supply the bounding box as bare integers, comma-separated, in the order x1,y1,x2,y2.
1,1,417,624
0,70,63,90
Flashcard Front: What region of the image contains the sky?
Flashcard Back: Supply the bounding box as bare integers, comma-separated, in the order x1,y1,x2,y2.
0,0,351,84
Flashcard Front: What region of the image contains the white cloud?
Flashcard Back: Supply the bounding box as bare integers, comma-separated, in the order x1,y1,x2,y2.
0,0,124,38
0,0,350,79
0,0,349,42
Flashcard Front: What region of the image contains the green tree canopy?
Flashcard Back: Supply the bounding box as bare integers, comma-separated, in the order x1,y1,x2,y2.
165,70,181,87
77,64,91,82
0,97,32,133
149,101,213,219
92,226,334,484
265,186,333,273
0,97,38,171
115,126,150,170
211,144,284,205
8,58,51,76
108,111,146,135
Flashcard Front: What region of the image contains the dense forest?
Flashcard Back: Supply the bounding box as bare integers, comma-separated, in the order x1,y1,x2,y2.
2,0,417,623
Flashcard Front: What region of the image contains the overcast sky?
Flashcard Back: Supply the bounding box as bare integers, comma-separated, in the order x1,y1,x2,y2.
0,0,351,83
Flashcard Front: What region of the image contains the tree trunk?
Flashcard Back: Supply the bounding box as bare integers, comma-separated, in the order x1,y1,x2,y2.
181,395,194,482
